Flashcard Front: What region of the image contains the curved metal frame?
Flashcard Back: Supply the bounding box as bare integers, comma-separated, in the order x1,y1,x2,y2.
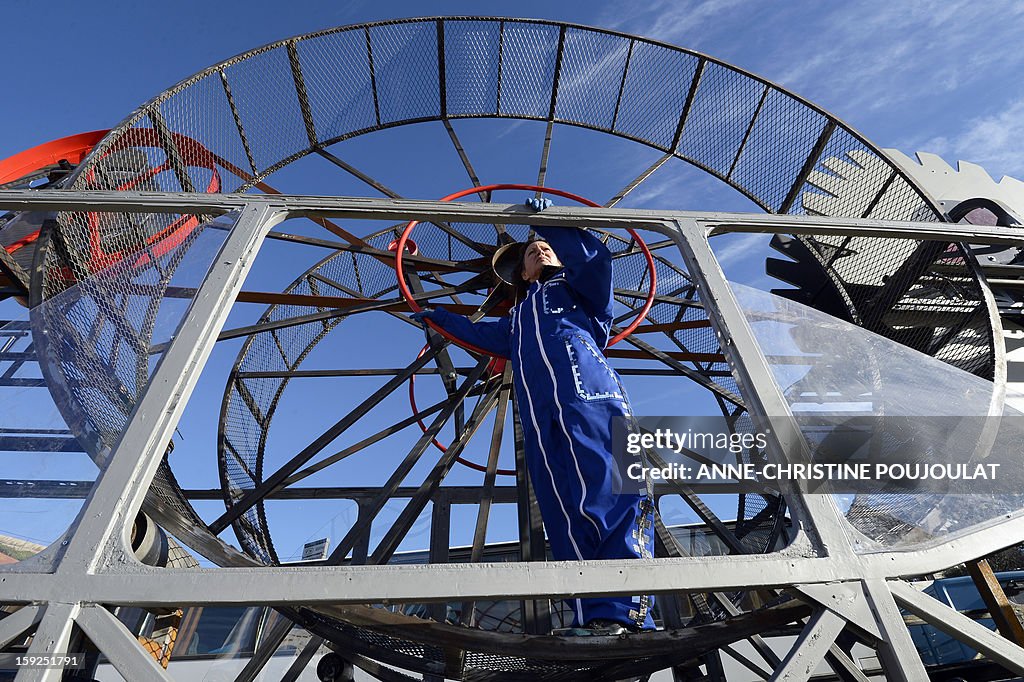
0,15,1013,681
1,191,1022,681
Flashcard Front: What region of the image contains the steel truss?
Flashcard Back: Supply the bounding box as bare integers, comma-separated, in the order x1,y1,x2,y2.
0,190,1022,681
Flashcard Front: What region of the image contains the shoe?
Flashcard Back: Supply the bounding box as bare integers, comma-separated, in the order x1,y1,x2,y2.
581,619,638,636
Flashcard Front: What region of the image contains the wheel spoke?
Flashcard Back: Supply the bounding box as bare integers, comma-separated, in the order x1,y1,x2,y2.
535,120,554,193
266,230,477,273
235,367,477,379
611,329,743,407
324,357,492,563
627,320,712,334
461,364,514,626
317,148,403,200
646,449,746,554
369,376,503,565
318,147,492,257
208,340,455,534
441,119,509,238
443,120,485,196
605,347,725,363
603,152,673,208
282,396,450,487
202,279,502,346
614,288,703,308
405,265,463,425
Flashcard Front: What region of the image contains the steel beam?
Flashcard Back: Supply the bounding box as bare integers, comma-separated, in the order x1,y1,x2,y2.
890,578,1024,677
771,609,847,681
233,613,293,682
0,190,1021,247
15,602,78,682
0,556,857,606
74,605,175,682
861,579,929,682
0,605,42,648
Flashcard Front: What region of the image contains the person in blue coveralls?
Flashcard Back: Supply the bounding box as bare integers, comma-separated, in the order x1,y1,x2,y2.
411,198,655,635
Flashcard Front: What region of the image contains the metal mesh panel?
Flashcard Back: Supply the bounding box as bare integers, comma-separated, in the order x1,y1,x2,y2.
443,20,500,116
730,89,828,212
32,213,227,466
797,132,881,217
791,233,990,375
868,173,935,222
157,71,252,189
221,226,405,562
303,608,675,680
369,21,441,124
677,63,766,178
553,29,631,131
608,241,651,302
296,29,378,142
305,610,441,664
613,41,698,150
223,46,309,171
497,22,559,118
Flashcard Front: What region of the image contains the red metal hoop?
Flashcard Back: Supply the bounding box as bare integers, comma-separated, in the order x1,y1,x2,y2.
0,129,223,277
81,128,222,272
408,344,518,476
394,183,657,359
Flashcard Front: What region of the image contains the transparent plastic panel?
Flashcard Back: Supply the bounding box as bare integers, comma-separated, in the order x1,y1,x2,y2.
730,281,1024,551
0,210,235,567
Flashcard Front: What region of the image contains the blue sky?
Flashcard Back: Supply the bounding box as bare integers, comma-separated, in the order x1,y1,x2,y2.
6,0,1024,180
4,0,1024,562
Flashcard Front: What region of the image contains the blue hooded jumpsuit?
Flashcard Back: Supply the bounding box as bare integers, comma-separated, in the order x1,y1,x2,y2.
427,225,656,630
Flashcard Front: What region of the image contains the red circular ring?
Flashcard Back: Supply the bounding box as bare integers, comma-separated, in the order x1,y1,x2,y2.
394,183,657,359
408,344,517,476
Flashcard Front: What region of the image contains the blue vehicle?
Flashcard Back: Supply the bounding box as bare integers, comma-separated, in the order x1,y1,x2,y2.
908,570,1024,667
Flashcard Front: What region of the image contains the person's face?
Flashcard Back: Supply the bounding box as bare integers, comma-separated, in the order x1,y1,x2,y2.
520,240,562,282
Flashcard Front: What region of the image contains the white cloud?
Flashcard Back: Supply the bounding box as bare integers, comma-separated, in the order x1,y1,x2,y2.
711,232,767,267
914,96,1024,179
598,0,750,45
600,0,1024,124
764,1,1024,114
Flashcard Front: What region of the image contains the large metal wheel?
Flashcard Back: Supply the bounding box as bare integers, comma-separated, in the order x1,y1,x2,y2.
16,16,1003,680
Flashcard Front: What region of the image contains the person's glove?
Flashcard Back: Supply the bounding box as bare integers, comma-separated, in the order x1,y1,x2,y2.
525,197,553,212
410,308,438,326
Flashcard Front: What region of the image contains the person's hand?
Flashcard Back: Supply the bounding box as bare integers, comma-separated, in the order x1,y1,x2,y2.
410,308,437,326
525,197,553,212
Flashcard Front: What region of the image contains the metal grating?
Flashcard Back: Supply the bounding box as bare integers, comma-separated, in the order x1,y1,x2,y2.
158,70,252,187
731,89,828,212
553,28,631,130
444,20,501,116
496,21,559,118
369,22,441,124
296,29,378,142
613,41,698,150
223,46,310,171
677,62,767,178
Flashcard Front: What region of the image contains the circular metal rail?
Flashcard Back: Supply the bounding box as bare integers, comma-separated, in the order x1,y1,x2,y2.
19,16,1004,680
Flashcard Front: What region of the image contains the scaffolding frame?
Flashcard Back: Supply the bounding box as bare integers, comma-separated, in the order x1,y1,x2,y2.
1,189,1023,681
